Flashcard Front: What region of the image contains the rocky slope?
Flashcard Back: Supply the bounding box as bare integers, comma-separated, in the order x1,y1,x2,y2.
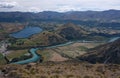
78,38,120,64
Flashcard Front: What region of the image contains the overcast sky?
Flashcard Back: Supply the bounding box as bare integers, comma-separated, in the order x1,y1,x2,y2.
0,0,120,12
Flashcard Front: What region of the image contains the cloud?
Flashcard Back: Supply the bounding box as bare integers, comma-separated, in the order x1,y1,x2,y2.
0,0,120,12
0,2,18,8
57,5,81,12
29,7,41,13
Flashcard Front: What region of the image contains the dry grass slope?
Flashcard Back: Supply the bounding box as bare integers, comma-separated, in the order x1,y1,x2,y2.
0,61,120,78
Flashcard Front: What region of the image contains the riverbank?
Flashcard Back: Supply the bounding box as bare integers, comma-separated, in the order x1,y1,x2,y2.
10,48,41,64
8,41,74,64
1,37,119,65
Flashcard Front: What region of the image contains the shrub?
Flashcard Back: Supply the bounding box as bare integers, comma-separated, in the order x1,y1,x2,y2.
50,75,59,78
65,74,74,78
84,75,94,78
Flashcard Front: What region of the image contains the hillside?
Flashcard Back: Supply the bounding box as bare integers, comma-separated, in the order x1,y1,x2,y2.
8,31,67,50
8,23,109,50
0,23,25,41
0,10,120,30
78,38,120,64
26,31,67,46
56,23,88,40
0,61,120,78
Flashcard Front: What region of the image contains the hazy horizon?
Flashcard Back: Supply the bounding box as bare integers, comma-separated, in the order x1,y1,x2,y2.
0,0,120,12
0,9,120,13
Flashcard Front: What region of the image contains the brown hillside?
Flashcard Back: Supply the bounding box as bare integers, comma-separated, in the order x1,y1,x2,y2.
57,23,88,40
25,31,67,46
0,61,120,78
78,39,120,64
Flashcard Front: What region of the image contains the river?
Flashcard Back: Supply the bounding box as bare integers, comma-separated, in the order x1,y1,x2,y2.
11,41,74,64
13,37,120,64
11,48,40,64
11,37,120,64
109,37,120,42
9,26,120,64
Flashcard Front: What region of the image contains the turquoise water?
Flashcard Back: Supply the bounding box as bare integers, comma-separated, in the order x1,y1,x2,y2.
10,26,42,38
12,48,40,64
10,26,120,65
11,42,74,64
11,37,120,64
109,37,120,42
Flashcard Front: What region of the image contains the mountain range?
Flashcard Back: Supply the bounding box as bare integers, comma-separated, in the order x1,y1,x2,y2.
0,10,120,23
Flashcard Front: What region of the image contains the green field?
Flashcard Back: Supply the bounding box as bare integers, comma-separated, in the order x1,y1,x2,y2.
6,49,28,60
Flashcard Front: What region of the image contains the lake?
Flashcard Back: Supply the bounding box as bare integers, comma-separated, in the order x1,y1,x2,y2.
10,26,43,38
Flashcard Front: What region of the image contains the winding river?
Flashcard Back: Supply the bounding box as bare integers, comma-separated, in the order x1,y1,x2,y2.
109,37,120,42
12,48,40,64
9,27,75,64
12,41,74,64
9,27,120,64
12,37,118,64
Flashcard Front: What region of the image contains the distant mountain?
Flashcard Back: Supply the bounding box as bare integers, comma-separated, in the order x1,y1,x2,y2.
0,10,120,23
77,38,120,64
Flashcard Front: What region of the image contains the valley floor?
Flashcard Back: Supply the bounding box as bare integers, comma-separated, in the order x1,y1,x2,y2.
0,41,105,65
37,42,104,62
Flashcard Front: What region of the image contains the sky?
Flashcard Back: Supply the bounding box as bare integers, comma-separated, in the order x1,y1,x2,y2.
0,0,120,12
